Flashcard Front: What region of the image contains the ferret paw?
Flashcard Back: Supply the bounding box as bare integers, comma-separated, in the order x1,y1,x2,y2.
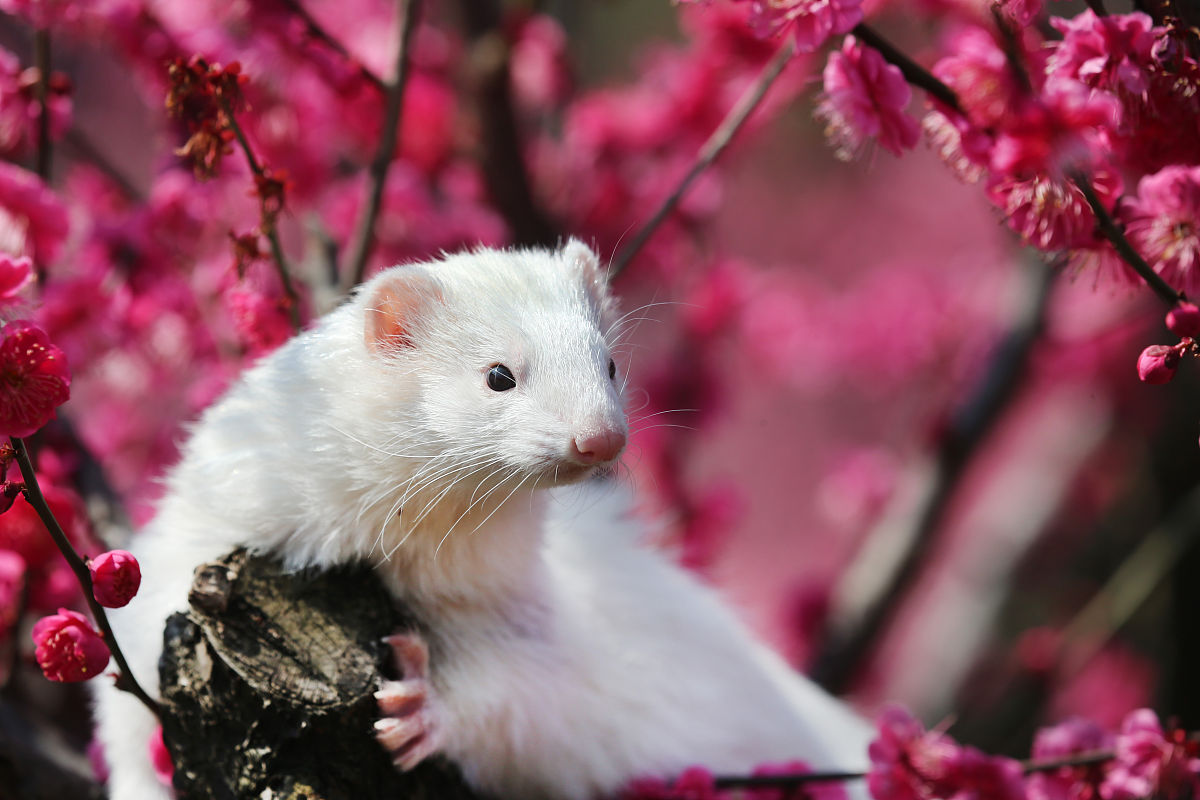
374,632,442,771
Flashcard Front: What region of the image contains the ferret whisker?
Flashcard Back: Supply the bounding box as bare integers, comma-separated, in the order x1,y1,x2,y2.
462,470,535,539
628,408,697,424
629,422,698,434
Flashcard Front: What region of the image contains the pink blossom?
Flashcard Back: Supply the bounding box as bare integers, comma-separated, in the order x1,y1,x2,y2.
619,765,717,799
1101,709,1200,800
0,254,34,302
0,161,69,265
1137,345,1180,384
31,607,110,682
0,320,70,438
1167,303,1200,338
738,0,863,52
1027,718,1112,800
0,47,72,160
815,37,920,160
947,748,1026,800
227,288,293,358
996,0,1043,27
932,27,1019,130
511,15,572,110
1122,166,1200,295
989,83,1119,177
0,548,24,636
867,705,960,800
0,0,86,29
89,549,141,608
985,168,1121,252
1047,12,1159,100
149,724,174,786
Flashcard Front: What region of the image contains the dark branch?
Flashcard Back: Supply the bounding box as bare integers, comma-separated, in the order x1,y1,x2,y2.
810,255,1057,693
33,30,51,181
341,0,421,292
1070,169,1186,305
10,437,159,716
852,23,963,116
219,99,304,331
609,39,795,280
277,0,385,91
457,0,559,247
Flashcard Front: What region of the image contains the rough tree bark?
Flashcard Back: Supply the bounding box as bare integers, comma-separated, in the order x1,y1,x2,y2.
157,549,491,800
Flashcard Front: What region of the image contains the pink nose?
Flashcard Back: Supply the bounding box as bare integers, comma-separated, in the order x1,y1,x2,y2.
571,430,626,464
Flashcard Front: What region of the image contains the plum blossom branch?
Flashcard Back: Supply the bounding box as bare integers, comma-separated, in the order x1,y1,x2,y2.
609,38,796,280
341,0,421,292
851,23,964,116
8,438,159,716
218,97,304,330
1069,169,1187,305
33,29,50,181
277,0,385,91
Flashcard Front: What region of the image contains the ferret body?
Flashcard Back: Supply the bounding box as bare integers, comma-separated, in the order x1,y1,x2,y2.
94,242,871,799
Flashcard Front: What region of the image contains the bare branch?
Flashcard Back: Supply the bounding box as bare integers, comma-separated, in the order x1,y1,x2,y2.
609,39,795,280
340,0,421,292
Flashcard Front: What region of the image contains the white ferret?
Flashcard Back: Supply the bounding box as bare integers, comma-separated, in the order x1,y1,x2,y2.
94,241,872,799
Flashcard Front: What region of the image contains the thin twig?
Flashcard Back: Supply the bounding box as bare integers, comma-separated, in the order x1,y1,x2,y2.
341,0,420,292
1070,170,1186,306
277,0,385,91
852,23,964,116
219,98,304,331
10,437,159,716
33,29,50,181
811,255,1058,693
458,0,559,247
712,750,1114,789
609,39,795,280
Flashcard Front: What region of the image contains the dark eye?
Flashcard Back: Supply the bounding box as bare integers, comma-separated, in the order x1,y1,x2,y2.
608,359,616,380
487,364,517,392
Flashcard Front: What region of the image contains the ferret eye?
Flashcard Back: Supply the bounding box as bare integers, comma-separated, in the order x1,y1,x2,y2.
608,359,616,380
487,364,517,392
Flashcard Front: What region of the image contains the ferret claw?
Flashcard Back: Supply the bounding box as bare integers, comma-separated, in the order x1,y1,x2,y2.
375,631,442,771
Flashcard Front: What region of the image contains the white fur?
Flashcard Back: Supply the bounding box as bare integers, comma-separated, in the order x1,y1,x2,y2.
94,242,871,800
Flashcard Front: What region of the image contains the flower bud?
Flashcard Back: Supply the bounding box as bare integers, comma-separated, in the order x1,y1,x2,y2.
1137,345,1181,384
1167,302,1200,338
31,608,110,682
89,549,141,608
149,724,174,786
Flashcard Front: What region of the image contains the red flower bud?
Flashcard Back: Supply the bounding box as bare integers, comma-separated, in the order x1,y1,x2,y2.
1138,345,1181,384
1167,303,1200,338
89,549,141,608
149,725,174,786
31,608,110,682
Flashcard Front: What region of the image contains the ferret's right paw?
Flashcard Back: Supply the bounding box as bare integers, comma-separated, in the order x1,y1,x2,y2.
374,632,443,771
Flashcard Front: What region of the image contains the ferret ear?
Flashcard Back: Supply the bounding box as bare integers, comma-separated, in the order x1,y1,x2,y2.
562,238,607,288
561,238,618,325
364,267,443,356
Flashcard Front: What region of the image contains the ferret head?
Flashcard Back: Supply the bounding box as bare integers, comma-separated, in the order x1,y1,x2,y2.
359,240,628,502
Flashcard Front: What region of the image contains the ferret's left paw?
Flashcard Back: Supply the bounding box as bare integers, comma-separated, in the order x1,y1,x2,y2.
374,632,443,771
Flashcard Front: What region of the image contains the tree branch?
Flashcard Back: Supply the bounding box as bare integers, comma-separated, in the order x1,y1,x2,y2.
340,0,421,292
457,0,559,248
1069,169,1186,305
609,39,795,280
277,0,385,91
219,98,304,331
810,255,1058,693
33,29,51,181
9,437,159,716
852,23,963,116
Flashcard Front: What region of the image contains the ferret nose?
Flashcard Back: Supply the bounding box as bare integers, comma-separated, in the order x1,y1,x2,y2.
571,430,626,464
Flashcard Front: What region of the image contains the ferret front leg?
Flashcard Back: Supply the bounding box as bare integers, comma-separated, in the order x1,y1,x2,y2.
374,631,444,771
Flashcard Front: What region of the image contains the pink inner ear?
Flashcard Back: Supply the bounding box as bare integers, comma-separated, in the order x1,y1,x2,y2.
365,278,431,354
